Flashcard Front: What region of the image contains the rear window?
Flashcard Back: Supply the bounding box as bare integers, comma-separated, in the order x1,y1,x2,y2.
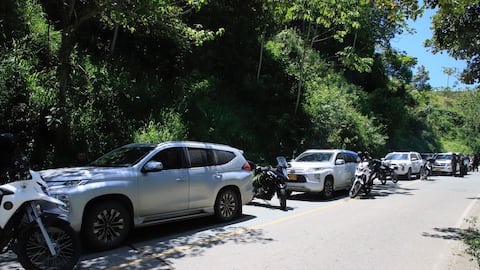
214,150,236,165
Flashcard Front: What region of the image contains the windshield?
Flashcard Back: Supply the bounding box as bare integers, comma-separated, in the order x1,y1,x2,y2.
435,154,451,160
90,146,155,167
385,153,408,161
295,152,333,162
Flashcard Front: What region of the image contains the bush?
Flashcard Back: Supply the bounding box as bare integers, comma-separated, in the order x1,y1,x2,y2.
462,217,480,267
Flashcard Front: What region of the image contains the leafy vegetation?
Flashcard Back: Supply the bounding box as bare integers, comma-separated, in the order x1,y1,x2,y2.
0,0,479,169
462,217,480,267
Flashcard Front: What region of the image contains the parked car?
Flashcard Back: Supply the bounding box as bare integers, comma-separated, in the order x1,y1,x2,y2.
432,152,453,175
384,151,424,180
41,141,254,250
285,149,360,199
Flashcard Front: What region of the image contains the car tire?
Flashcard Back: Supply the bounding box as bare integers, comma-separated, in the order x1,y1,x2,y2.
279,188,287,211
82,201,131,251
407,168,413,180
214,188,241,222
321,178,334,200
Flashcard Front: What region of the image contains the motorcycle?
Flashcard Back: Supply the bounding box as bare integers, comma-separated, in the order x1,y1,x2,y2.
252,157,288,211
378,160,398,185
0,170,80,270
349,158,382,198
420,158,435,180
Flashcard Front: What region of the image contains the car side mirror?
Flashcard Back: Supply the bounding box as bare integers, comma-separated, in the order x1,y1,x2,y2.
143,161,164,172
335,159,345,165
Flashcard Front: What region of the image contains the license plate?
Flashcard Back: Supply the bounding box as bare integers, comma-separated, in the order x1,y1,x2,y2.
288,174,297,181
433,168,442,171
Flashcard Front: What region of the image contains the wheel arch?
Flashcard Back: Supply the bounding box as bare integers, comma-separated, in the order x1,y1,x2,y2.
216,185,242,203
82,194,134,228
325,174,334,189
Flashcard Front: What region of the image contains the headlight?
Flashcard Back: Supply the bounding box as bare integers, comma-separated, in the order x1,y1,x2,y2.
52,194,71,212
48,179,89,190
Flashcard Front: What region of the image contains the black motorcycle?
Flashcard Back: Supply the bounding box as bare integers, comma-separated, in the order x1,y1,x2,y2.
421,158,435,180
252,157,288,210
378,160,398,184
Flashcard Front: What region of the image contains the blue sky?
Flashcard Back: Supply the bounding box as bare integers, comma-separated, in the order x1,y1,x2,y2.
391,9,478,90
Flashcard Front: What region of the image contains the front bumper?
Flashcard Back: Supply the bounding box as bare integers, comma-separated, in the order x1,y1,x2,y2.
285,174,324,192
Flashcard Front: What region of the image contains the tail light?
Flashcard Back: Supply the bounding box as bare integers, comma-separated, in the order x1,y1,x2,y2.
242,162,252,171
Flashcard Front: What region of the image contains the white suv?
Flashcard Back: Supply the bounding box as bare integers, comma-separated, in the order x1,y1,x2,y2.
41,141,254,250
384,151,424,179
286,149,360,199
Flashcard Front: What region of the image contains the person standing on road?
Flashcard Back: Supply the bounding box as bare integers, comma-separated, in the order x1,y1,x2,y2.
451,153,457,176
473,154,479,172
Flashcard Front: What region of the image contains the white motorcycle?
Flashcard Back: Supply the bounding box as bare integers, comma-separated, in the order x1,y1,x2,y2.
0,170,80,269
349,159,381,198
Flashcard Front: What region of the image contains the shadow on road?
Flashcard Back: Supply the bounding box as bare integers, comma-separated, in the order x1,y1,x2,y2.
76,214,269,269
421,227,463,241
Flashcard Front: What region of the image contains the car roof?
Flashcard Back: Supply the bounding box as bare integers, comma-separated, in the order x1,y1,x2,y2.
301,149,357,155
123,141,242,152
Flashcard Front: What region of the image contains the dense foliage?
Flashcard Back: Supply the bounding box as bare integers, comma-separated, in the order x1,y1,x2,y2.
0,0,479,169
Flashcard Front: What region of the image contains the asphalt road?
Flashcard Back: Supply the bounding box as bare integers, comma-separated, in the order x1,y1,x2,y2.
2,173,480,269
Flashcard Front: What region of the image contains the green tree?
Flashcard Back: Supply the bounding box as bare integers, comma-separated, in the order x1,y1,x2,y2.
38,0,220,161
442,67,457,89
413,65,432,91
426,1,480,84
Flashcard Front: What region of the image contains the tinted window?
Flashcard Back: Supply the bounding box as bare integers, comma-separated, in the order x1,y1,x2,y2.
344,153,358,163
150,147,186,170
188,148,215,167
214,150,235,165
336,153,345,161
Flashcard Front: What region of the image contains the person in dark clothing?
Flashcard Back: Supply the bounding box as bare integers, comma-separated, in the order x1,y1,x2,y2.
473,154,479,172
451,153,457,176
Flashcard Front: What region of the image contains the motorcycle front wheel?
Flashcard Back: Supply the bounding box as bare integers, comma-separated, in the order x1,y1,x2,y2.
391,172,399,183
379,171,387,185
17,217,80,270
349,181,362,198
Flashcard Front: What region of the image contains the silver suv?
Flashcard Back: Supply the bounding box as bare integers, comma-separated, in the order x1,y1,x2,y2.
41,141,254,250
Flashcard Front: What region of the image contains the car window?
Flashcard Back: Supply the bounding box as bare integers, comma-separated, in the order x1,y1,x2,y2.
296,152,333,162
344,153,358,163
214,150,236,165
436,154,451,160
150,147,187,170
188,148,215,167
90,146,154,167
336,153,345,161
